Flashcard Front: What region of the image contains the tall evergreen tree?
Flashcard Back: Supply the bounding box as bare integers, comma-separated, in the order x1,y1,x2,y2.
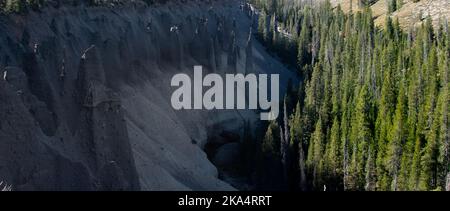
386,79,407,191
349,85,374,190
307,117,324,189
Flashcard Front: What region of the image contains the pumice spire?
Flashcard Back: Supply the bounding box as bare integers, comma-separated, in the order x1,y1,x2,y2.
33,43,39,54
60,59,66,79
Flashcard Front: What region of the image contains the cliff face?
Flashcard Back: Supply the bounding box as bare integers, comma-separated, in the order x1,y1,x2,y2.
0,1,297,190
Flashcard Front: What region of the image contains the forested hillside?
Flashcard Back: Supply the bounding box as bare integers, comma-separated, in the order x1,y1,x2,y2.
251,0,449,191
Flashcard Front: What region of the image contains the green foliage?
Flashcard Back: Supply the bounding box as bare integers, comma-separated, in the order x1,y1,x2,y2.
4,0,26,13
262,121,281,159
256,0,449,191
387,0,397,14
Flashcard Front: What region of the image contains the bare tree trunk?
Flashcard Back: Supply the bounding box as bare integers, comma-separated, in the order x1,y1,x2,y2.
299,143,307,190
343,138,349,191
311,28,319,65
284,100,290,156
280,127,288,185
446,173,450,191
350,0,353,13
391,144,401,191
365,147,375,191
283,100,290,185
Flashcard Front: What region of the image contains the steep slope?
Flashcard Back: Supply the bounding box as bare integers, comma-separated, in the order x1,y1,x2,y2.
331,0,450,28
0,0,297,190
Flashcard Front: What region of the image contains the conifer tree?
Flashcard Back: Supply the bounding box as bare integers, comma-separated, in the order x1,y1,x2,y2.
291,102,307,190
349,85,374,190
386,79,407,191
262,121,281,159
258,11,267,39
326,117,342,190
307,117,324,189
436,47,449,190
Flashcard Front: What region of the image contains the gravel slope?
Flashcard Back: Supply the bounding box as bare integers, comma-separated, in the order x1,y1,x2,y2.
0,0,298,190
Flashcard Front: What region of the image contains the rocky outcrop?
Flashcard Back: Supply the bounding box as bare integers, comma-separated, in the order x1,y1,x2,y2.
0,0,298,190
0,78,93,190
330,0,450,28
76,45,140,190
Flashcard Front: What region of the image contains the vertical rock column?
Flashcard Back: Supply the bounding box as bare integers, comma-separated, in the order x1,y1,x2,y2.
208,36,217,73
245,28,254,75
227,30,238,74
76,45,140,191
